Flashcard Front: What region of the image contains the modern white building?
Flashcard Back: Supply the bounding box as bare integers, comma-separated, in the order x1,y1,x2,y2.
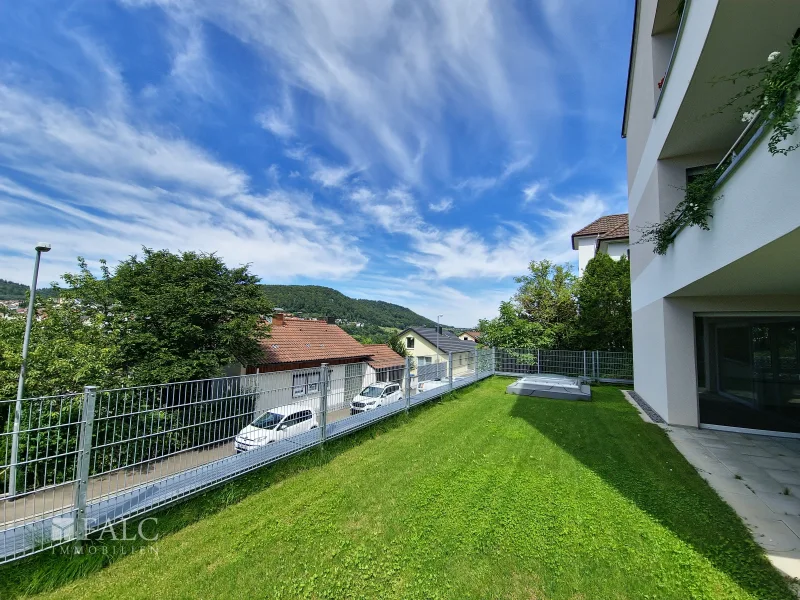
623,0,800,435
572,214,630,275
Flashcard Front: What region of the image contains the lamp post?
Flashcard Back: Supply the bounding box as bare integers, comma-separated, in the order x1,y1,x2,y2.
9,242,51,497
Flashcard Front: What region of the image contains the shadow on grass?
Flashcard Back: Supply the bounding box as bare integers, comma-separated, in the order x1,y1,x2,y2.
509,385,793,599
0,387,470,599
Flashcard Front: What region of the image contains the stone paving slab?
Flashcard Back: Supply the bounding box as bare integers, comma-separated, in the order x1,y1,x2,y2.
668,425,800,581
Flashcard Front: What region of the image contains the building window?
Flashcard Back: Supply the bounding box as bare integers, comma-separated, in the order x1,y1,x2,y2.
406,336,415,349
292,369,323,398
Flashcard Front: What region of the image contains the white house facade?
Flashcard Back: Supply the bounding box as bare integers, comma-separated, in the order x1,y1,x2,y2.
623,0,800,435
572,214,630,276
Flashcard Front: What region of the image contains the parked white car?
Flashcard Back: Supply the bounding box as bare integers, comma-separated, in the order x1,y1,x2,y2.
350,381,403,414
417,378,448,393
235,404,318,452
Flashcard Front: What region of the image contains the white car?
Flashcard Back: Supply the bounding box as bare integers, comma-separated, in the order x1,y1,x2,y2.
417,378,448,393
235,404,318,453
350,381,403,414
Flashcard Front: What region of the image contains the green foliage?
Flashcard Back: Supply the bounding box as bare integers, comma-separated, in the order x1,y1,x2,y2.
6,380,792,599
260,285,445,329
714,40,800,156
0,249,269,490
575,254,632,351
57,249,272,385
388,333,408,358
341,323,400,345
640,38,800,255
479,260,578,349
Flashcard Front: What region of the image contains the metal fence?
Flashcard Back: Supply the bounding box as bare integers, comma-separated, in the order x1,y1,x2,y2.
494,348,633,383
0,347,494,563
0,345,631,564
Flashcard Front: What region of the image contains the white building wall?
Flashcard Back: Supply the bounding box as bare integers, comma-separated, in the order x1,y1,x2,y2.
577,237,598,275
604,241,629,261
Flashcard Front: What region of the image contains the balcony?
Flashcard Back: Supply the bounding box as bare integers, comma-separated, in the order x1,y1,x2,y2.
659,0,800,161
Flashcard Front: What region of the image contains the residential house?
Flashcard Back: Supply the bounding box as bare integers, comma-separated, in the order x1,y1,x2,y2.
572,214,630,275
398,326,477,379
363,344,406,383
239,313,375,415
460,330,481,343
623,0,800,435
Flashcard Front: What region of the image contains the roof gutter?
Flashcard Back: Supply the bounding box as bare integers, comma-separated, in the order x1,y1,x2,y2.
621,0,641,139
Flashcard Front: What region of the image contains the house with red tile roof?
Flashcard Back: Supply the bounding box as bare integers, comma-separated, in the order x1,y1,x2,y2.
571,214,629,275
459,330,481,343
229,314,406,417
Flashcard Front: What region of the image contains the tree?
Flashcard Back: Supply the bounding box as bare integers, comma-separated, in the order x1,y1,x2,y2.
0,248,272,398
388,334,408,358
575,254,632,351
478,260,579,349
58,249,273,385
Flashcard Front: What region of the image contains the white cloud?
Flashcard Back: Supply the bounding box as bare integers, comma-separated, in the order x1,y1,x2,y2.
257,110,294,139
455,176,497,195
501,155,533,179
123,0,559,184
310,160,355,188
428,197,453,213
0,83,367,284
522,181,543,203
256,90,295,139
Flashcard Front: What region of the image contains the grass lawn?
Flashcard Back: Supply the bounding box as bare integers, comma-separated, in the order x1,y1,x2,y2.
1,377,793,599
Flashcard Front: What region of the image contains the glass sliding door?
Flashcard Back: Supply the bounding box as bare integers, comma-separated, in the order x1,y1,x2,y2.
698,317,800,434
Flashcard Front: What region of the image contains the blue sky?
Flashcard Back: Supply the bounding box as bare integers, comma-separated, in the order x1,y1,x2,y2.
0,0,631,326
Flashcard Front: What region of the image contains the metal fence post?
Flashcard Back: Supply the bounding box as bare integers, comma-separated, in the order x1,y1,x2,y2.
448,352,453,389
404,356,411,413
73,385,96,553
473,348,478,380
491,347,496,374
594,350,599,381
582,351,587,380
537,349,540,374
319,363,328,443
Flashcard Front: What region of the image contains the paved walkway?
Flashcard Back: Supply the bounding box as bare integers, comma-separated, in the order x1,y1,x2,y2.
668,426,800,580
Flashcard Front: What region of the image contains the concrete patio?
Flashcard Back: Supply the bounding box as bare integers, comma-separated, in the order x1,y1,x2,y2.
668,426,800,580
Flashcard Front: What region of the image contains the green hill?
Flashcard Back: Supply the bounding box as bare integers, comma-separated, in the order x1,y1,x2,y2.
0,279,58,301
260,285,445,330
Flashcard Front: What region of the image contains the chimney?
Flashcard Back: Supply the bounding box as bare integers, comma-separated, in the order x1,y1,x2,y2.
272,313,285,326
326,316,336,325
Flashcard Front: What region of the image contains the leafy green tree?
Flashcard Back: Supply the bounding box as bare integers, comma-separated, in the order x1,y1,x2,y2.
479,260,579,349
575,254,632,351
388,334,408,358
0,249,270,490
58,249,272,385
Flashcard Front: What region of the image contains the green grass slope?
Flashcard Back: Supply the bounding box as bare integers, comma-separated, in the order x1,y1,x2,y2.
5,380,792,599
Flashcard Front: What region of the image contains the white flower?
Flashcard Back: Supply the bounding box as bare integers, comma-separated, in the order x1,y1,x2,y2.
768,51,781,62
741,110,757,123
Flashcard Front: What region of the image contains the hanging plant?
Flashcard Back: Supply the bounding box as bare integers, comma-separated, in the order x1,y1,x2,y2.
638,38,800,255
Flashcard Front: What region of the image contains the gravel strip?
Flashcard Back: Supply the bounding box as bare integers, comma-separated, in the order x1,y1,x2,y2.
628,390,665,424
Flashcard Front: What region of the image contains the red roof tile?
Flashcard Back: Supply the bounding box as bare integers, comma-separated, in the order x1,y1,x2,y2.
599,220,629,240
571,214,628,248
255,318,371,365
363,344,406,369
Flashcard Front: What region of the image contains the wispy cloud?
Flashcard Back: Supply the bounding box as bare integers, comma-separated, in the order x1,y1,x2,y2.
522,181,543,203
124,0,559,185
428,197,453,213
0,83,366,284
257,91,295,139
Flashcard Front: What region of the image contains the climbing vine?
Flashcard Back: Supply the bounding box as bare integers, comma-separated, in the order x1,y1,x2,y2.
639,39,800,255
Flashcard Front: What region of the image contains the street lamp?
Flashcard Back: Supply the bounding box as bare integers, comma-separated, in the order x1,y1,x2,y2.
9,242,51,497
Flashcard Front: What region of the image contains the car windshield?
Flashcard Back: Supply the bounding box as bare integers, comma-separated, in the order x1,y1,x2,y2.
252,411,284,429
359,386,384,398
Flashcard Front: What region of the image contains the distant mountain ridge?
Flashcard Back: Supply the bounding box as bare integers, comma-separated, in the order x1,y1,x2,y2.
0,279,58,301
260,285,447,329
